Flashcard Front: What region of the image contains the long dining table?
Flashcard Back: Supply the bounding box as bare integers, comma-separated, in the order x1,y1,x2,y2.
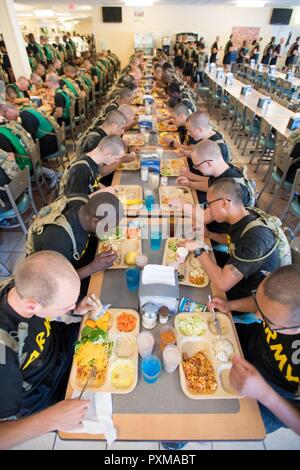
58,96,266,443
205,68,295,139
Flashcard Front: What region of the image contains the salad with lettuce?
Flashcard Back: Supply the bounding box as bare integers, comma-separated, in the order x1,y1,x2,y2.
177,316,207,336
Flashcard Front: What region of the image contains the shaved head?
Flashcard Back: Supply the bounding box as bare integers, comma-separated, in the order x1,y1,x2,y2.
186,111,210,130
262,265,300,322
15,251,79,308
193,140,223,163
104,110,127,128
118,104,134,124
172,103,190,117
208,177,244,205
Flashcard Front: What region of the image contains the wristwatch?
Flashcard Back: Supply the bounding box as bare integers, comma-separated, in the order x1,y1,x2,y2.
194,247,206,257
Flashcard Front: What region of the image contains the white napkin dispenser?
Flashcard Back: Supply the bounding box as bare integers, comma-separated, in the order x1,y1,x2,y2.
138,268,179,315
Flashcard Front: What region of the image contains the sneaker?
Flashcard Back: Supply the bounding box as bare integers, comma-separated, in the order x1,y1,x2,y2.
161,442,188,450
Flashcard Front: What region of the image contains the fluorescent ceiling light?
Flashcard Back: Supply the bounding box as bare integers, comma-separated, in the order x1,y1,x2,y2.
56,13,71,17
34,9,55,18
17,13,34,17
77,5,92,10
124,0,154,6
236,0,266,6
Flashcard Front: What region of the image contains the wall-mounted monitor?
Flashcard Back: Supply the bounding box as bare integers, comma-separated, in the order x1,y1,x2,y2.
270,8,293,25
102,7,122,23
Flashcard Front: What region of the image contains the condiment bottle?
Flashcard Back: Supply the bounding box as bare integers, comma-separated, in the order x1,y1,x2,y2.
158,306,169,324
141,302,158,329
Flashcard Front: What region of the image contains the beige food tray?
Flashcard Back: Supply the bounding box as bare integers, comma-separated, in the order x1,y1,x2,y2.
160,159,187,177
123,133,145,146
158,132,181,147
162,238,209,288
70,309,140,394
157,123,178,133
118,157,141,171
98,238,142,269
175,312,243,400
114,185,144,210
159,186,195,211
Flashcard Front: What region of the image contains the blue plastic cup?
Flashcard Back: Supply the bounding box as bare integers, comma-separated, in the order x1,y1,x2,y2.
125,268,140,292
145,193,155,212
141,355,161,384
150,230,162,251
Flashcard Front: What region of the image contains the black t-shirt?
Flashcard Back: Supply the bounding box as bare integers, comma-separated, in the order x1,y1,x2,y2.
2,53,11,71
54,93,67,126
208,165,251,206
33,200,90,270
178,125,188,145
20,110,58,159
64,156,102,196
237,323,300,397
0,133,15,153
0,282,60,419
225,212,281,300
81,127,107,154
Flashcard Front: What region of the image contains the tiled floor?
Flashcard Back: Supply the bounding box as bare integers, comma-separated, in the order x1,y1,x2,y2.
11,428,300,450
4,103,300,451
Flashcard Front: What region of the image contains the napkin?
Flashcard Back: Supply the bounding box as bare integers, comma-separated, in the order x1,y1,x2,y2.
142,264,175,286
71,391,117,445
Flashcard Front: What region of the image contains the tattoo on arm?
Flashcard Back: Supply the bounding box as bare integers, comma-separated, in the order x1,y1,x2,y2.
227,264,244,280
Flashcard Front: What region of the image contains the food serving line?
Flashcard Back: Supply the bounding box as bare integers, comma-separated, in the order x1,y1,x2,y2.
59,82,265,443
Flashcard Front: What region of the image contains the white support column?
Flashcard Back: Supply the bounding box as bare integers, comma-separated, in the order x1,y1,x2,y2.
0,0,31,80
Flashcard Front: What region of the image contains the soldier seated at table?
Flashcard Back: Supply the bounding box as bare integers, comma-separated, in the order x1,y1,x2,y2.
0,148,21,211
179,111,230,162
176,140,254,206
59,135,125,196
188,178,285,301
0,251,99,450
81,110,127,154
210,264,300,435
26,192,123,296
6,77,31,105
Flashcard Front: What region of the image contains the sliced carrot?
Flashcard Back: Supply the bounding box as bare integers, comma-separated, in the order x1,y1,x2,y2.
85,319,96,328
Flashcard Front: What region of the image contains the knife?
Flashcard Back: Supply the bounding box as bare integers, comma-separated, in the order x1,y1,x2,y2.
208,294,222,335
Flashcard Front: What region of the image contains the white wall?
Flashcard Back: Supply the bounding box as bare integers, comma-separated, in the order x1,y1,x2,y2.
92,5,300,67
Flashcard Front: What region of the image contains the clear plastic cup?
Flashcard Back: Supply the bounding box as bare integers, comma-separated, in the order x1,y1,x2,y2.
144,132,150,144
137,331,154,358
156,148,164,159
163,345,181,373
176,247,189,264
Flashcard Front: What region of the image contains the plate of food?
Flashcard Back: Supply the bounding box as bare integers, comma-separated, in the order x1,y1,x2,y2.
159,187,195,211
70,309,139,394
162,238,209,288
98,238,142,269
118,156,140,171
114,185,143,210
123,133,145,147
158,132,181,147
175,314,243,399
160,159,186,177
157,122,178,133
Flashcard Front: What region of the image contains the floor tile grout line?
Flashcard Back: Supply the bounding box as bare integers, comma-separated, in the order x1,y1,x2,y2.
52,432,58,450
